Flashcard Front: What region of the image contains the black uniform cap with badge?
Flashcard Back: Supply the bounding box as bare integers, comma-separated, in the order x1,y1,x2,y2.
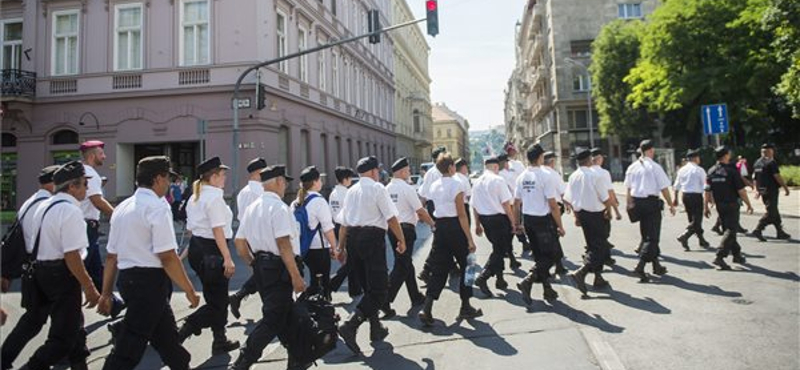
431,146,447,161
715,145,730,160
54,160,92,187
484,156,499,165
590,148,603,157
454,158,468,170
527,144,545,163
299,166,321,183
685,148,701,159
356,156,379,174
197,156,230,178
247,157,268,173
137,156,180,179
38,165,60,185
544,151,557,161
575,148,593,162
334,166,355,183
260,164,294,182
391,157,410,173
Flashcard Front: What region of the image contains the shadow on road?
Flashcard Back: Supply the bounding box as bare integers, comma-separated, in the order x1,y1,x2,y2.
737,263,800,282
540,300,625,334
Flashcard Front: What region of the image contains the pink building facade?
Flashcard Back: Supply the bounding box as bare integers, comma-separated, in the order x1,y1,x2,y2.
1,0,397,210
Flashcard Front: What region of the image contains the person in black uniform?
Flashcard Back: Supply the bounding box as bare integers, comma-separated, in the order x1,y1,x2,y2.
752,143,792,241
705,147,754,270
229,165,307,370
98,156,200,370
338,156,406,355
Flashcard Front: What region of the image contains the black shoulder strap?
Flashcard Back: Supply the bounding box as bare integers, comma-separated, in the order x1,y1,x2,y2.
18,197,47,223
30,200,70,262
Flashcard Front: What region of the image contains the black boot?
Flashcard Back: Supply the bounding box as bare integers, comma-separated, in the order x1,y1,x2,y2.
509,255,522,270
418,296,435,327
593,274,610,289
228,353,255,370
542,281,558,301
495,275,509,290
369,315,389,342
732,254,747,265
177,322,199,344
711,224,723,236
229,291,246,319
698,234,710,248
633,260,649,283
339,310,367,355
517,275,534,305
569,266,589,296
457,301,483,320
776,227,791,240
212,331,241,355
677,231,691,251
380,302,396,320
751,229,767,242
554,260,568,275
652,260,668,276
474,270,493,297
604,257,616,267
713,256,732,270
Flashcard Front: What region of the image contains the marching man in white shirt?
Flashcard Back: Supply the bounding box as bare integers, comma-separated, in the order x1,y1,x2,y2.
98,156,200,370
564,149,615,297
673,149,710,250
591,148,621,266
22,161,100,370
497,153,524,269
543,151,570,275
328,167,363,298
454,158,473,225
382,158,435,319
230,165,307,370
515,144,565,304
229,157,268,319
624,140,676,282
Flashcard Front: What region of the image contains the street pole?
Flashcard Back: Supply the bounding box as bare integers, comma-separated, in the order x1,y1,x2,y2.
230,17,427,214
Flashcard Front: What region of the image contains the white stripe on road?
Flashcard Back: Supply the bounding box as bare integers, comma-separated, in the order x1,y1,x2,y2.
580,327,627,370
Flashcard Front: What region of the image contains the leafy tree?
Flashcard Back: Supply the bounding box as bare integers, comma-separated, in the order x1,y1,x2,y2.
763,0,800,118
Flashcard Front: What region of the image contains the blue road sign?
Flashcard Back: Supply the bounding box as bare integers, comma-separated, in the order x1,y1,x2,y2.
701,104,729,135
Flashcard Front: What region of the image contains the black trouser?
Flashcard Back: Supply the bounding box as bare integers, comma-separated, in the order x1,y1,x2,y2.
683,193,705,238
756,191,783,232
425,218,472,302
716,202,743,259
239,254,294,363
25,262,88,370
524,215,559,282
347,227,388,318
235,275,259,297
85,220,103,291
304,248,332,296
387,223,421,304
478,214,512,277
634,197,663,262
330,224,363,297
103,268,190,370
186,236,230,338
577,211,609,273
1,304,48,369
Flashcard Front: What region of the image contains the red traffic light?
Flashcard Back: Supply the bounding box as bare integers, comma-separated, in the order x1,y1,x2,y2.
426,0,437,12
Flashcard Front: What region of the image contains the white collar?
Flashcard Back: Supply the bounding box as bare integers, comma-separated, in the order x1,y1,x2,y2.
53,192,80,206
135,187,160,198
201,184,224,197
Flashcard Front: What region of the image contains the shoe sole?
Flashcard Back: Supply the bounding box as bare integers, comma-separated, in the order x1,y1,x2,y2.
457,310,483,320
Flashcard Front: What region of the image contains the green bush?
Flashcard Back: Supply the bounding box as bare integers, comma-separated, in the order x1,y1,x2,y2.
780,166,800,186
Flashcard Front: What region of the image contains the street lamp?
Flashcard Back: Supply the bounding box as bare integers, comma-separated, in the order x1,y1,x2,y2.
564,57,594,148
78,112,100,130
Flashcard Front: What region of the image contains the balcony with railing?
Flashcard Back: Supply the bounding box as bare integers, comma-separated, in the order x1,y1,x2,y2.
1,69,36,100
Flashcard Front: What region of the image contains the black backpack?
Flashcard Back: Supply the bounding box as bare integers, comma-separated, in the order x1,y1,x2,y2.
173,186,193,222
285,292,339,366
1,197,46,280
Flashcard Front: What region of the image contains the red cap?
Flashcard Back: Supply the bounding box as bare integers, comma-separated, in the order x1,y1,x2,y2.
79,140,105,152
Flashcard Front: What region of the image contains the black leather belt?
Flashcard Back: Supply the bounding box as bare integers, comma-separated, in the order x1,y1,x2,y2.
37,259,66,268
350,226,385,233
401,223,415,228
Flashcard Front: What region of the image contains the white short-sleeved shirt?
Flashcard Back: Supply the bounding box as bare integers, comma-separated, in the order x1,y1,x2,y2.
328,184,348,224
28,192,88,261
455,173,472,203
592,165,614,193
564,166,609,213
339,177,398,230
429,177,464,218
237,181,264,222
418,167,442,199
236,192,300,256
502,159,525,192
19,189,52,251
79,164,103,221
543,166,566,202
290,192,335,249
624,157,672,198
515,166,559,216
387,178,423,225
186,185,233,239
107,188,178,269
471,171,513,216
673,162,706,194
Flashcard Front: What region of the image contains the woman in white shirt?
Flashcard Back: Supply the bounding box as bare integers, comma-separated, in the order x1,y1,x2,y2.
419,153,482,326
178,156,239,354
291,166,338,300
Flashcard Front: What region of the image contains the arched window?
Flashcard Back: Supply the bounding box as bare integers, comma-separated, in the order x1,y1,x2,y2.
51,129,79,145
1,133,17,148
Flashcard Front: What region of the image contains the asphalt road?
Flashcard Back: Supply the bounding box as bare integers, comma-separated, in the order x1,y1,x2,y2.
1,195,798,370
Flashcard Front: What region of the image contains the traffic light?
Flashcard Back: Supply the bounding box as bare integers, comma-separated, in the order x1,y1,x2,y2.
256,83,266,110
368,9,381,44
426,0,438,37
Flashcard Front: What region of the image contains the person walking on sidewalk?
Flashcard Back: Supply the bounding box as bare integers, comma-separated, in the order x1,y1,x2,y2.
229,165,307,370
98,156,200,370
705,147,754,270
673,149,710,250
564,149,615,296
515,144,565,304
752,143,792,241
229,157,268,319
544,151,569,275
328,167,363,299
471,156,517,297
338,156,405,356
382,158,435,319
419,153,483,326
624,140,676,283
178,156,239,355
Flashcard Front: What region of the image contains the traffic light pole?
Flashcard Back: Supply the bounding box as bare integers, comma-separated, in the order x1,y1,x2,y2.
231,17,427,211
